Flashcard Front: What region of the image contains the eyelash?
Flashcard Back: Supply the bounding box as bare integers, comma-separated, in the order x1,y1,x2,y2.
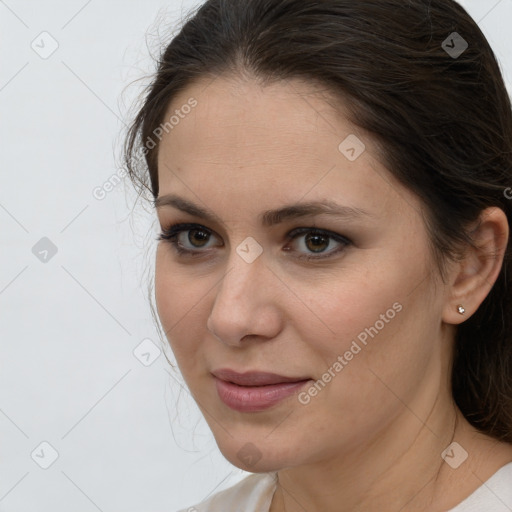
156,223,351,262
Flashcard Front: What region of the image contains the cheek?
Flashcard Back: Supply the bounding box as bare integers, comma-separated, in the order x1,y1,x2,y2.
292,275,405,370
292,256,435,422
294,249,430,370
155,235,434,399
154,248,207,365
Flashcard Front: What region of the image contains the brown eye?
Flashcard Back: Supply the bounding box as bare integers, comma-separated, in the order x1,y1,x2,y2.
187,228,210,248
284,227,351,261
304,232,330,253
156,223,221,256
157,223,350,262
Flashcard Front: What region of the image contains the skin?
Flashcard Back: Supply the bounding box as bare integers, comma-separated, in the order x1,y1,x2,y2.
154,75,512,511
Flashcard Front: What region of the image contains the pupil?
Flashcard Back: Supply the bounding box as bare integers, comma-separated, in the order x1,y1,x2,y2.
190,229,209,247
306,233,328,253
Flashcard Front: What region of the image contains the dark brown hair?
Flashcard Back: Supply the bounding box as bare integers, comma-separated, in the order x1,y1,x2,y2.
124,0,512,442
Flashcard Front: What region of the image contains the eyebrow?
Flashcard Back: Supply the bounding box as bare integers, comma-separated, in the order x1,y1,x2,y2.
153,194,372,227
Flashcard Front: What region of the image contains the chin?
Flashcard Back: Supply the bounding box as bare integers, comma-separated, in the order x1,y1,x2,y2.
226,450,285,473
213,434,302,473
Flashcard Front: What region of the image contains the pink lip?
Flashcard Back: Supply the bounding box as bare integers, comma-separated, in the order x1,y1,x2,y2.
211,368,310,386
211,369,312,412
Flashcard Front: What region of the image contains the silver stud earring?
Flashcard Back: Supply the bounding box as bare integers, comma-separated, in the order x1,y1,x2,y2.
457,305,465,315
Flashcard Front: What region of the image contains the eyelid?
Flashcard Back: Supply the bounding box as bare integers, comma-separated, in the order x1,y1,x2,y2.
157,222,351,260
157,222,222,251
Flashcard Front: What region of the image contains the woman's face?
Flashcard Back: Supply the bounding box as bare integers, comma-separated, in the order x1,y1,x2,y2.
155,75,449,472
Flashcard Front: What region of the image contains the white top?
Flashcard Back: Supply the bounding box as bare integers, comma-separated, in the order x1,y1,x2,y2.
176,463,512,512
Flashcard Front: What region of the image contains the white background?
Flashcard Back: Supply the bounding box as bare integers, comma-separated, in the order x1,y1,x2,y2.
1,1,511,511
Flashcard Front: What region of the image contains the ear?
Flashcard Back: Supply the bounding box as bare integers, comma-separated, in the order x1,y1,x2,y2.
442,207,509,324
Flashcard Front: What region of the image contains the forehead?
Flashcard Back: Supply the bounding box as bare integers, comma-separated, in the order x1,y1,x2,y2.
160,75,355,159
155,75,419,221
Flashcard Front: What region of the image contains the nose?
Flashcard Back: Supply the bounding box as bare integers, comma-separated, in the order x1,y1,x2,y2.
206,249,282,347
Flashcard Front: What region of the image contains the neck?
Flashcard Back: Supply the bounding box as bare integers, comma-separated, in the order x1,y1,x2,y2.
270,393,511,512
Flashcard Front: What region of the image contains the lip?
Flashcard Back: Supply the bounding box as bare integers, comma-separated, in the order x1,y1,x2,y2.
212,369,312,412
211,368,310,386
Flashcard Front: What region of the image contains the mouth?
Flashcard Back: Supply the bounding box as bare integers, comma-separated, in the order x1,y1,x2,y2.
211,368,311,386
211,368,312,412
